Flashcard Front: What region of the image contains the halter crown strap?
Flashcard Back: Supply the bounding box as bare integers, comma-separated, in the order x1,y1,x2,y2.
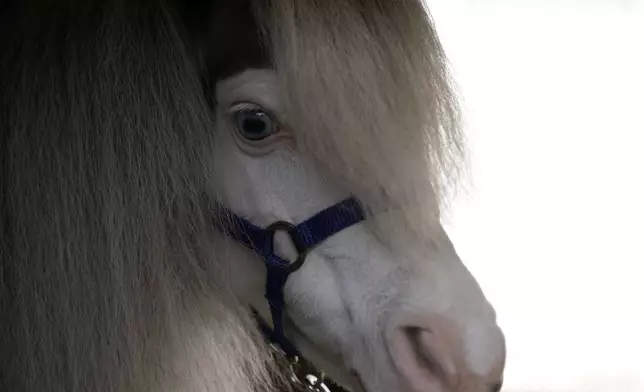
215,197,365,358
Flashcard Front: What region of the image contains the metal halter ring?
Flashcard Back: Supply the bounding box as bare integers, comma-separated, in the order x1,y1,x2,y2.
265,220,308,274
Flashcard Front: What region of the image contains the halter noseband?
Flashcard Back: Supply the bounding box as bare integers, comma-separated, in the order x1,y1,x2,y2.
214,198,365,362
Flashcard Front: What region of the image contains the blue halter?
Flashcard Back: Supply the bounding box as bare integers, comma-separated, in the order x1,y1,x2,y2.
214,197,366,358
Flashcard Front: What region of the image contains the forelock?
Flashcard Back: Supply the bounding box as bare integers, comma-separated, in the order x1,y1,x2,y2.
255,0,466,248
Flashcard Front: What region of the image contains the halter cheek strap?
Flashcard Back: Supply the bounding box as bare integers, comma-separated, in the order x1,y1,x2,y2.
215,197,366,358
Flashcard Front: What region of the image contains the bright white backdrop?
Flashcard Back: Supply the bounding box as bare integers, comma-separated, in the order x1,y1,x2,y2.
425,1,644,391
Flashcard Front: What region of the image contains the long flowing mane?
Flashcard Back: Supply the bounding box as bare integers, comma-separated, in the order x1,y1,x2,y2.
0,2,273,391
0,0,464,391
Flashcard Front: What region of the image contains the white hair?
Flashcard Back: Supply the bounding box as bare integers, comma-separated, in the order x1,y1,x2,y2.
256,0,466,251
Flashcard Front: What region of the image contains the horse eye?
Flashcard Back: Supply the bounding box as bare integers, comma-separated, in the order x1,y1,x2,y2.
234,109,277,141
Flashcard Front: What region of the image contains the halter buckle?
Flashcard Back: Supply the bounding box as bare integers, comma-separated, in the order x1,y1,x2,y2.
265,220,308,274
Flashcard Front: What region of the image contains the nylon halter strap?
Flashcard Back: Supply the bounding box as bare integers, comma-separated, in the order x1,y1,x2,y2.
216,197,365,358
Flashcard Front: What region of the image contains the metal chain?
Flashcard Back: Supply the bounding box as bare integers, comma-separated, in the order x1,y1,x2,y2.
267,342,349,392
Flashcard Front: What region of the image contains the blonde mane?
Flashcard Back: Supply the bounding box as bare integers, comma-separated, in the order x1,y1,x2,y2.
257,0,466,247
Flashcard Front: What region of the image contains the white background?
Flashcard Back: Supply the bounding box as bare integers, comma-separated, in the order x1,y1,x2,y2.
426,1,644,391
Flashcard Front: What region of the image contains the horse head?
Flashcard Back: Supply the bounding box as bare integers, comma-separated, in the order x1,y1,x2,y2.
198,1,506,391
0,1,505,391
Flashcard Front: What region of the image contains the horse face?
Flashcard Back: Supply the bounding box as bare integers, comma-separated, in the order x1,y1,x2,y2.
209,69,505,392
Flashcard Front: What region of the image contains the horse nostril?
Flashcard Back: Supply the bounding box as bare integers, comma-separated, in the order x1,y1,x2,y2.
403,327,448,378
388,323,458,392
491,380,503,392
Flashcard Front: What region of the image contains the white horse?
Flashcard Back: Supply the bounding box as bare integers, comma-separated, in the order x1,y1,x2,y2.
0,1,505,392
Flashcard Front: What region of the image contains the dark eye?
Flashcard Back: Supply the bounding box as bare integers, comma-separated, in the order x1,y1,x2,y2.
234,109,277,141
